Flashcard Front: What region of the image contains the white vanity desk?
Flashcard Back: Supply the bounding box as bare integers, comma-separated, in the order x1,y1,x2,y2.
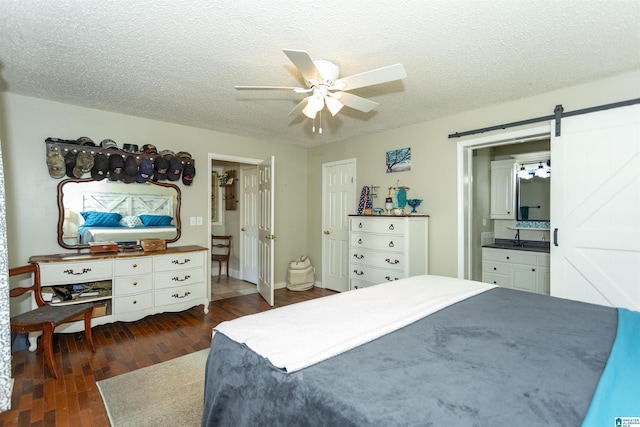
29,245,210,340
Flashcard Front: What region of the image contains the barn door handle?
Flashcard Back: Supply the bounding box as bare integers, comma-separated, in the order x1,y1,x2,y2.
553,228,559,246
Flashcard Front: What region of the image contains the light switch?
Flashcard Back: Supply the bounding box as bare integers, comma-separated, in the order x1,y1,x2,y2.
190,216,196,226
196,216,203,226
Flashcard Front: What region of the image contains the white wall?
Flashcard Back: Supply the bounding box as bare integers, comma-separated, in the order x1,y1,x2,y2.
307,70,640,279
0,93,309,287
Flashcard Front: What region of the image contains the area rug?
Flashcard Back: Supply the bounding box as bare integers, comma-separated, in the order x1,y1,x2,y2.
97,349,209,427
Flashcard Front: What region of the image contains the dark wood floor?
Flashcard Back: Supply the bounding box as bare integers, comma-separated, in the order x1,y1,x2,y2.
0,287,336,427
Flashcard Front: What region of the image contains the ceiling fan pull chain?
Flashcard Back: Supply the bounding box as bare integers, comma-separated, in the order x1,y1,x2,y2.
319,110,323,134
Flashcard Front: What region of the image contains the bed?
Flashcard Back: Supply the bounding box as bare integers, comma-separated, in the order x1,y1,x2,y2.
202,275,639,426
76,191,177,244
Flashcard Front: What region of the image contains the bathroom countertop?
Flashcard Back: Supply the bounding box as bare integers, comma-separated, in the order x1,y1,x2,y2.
482,239,550,253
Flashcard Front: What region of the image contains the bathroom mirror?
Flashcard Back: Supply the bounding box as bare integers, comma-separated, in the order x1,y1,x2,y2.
57,178,181,249
516,163,550,221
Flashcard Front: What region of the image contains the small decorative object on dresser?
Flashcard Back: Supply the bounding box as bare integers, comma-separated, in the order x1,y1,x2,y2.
349,215,428,290
141,239,167,252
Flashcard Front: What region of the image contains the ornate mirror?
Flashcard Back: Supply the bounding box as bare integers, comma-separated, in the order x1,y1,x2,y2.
57,178,181,249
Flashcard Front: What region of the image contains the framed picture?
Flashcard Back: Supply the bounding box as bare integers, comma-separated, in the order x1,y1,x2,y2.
386,147,411,173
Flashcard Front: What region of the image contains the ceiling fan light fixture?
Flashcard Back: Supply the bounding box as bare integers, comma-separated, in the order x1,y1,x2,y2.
325,96,344,116
302,94,324,119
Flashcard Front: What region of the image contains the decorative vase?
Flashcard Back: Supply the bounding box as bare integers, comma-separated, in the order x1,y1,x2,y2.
395,187,407,209
406,199,422,214
385,197,393,215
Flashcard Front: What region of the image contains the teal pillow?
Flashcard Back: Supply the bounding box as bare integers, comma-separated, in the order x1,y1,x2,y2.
80,211,123,227
138,214,173,227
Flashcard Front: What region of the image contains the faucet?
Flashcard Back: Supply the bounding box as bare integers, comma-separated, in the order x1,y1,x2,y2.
513,230,524,247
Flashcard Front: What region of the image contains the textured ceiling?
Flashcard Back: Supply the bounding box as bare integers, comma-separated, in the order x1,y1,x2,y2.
1,0,639,147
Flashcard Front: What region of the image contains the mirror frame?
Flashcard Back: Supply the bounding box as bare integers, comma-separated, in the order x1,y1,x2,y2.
56,178,182,249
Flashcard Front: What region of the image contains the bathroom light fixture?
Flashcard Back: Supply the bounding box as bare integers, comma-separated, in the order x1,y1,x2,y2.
534,162,550,178
518,164,532,180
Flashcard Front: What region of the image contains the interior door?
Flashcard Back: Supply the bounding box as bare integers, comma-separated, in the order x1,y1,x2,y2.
258,156,275,306
550,104,640,311
322,159,356,292
241,167,259,284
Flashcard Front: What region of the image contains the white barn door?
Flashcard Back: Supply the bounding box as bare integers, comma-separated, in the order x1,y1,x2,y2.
551,104,640,310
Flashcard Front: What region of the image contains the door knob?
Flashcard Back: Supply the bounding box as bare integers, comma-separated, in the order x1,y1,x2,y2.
324,230,330,235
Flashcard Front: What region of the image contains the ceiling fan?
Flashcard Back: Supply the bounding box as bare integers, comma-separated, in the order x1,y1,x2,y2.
235,49,407,133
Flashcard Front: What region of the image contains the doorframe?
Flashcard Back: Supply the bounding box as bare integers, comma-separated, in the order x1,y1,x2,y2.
208,153,264,290
456,125,551,279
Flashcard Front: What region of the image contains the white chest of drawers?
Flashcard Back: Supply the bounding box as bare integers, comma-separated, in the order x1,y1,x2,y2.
30,245,209,333
349,216,428,290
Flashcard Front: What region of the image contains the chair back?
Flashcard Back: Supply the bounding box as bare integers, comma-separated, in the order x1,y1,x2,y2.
211,235,232,259
9,264,46,307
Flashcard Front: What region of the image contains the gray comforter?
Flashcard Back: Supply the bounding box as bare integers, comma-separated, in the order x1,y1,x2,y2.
202,288,617,426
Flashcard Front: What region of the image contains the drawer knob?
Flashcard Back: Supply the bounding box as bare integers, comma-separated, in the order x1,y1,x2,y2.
358,238,362,244
353,270,364,276
171,258,191,265
358,222,363,228
133,282,138,286
388,224,394,230
385,276,399,281
388,241,395,248
506,256,510,260
172,275,192,282
385,258,399,265
493,267,497,270
353,254,364,259
133,300,137,304
132,264,137,268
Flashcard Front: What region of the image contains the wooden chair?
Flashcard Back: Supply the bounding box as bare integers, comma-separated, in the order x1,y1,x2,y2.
211,235,232,283
9,264,96,379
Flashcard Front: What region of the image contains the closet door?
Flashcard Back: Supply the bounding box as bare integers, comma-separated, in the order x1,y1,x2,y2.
550,104,640,311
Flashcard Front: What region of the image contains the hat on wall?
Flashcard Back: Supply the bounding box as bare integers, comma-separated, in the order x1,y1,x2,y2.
109,154,125,181
137,157,154,183
182,160,196,186
45,137,77,145
175,151,192,159
91,153,109,181
123,143,139,153
158,149,175,157
167,157,183,181
101,139,119,150
73,151,95,177
65,151,78,178
141,144,158,155
153,156,169,181
77,136,96,147
46,147,66,179
123,155,138,183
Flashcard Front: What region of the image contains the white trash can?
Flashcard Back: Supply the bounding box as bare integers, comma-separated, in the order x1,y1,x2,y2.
286,256,315,291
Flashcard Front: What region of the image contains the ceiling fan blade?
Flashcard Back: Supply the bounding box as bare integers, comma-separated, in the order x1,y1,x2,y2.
332,63,406,91
283,49,324,85
336,92,379,113
288,98,308,117
235,85,312,93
